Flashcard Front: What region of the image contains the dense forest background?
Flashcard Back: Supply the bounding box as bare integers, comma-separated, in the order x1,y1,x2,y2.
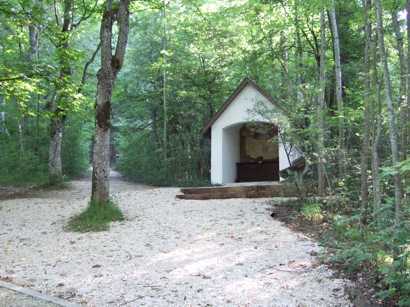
0,0,409,304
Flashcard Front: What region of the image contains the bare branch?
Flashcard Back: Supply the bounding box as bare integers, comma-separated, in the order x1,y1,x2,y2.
0,75,27,82
79,41,101,92
53,0,60,26
72,0,99,29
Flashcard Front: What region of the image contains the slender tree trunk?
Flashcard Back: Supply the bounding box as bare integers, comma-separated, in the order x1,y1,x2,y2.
91,0,130,203
162,0,168,159
48,0,73,183
294,0,304,104
0,96,6,135
405,0,410,161
329,1,345,176
404,0,410,201
28,0,41,62
375,0,402,226
391,8,406,105
278,31,293,104
28,24,39,61
391,8,407,161
317,10,327,196
13,95,25,153
372,89,382,216
360,0,371,211
28,0,41,152
369,7,382,216
17,121,24,152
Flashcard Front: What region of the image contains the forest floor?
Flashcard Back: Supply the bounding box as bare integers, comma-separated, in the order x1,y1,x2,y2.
0,174,352,306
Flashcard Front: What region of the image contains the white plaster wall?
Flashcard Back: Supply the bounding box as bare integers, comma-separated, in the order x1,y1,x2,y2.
211,127,223,184
210,84,302,185
222,126,240,183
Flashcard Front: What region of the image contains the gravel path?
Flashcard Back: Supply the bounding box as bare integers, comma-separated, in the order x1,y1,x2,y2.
0,287,60,307
0,176,351,306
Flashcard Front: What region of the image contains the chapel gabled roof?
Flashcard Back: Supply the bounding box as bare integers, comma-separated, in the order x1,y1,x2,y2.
202,78,283,135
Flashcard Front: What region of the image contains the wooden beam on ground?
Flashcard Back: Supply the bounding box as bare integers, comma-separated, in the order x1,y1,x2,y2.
177,183,301,200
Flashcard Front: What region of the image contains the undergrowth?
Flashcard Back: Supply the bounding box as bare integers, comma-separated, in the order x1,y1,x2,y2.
294,199,410,306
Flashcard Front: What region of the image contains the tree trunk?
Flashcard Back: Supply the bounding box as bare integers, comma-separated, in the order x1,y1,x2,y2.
28,0,39,63
162,1,168,159
372,91,382,215
317,10,327,196
91,0,130,204
28,0,41,152
48,0,73,184
404,0,410,201
375,0,402,226
369,4,382,216
405,0,410,161
48,116,63,181
329,1,345,176
294,0,304,104
0,96,8,135
391,8,407,161
360,0,371,211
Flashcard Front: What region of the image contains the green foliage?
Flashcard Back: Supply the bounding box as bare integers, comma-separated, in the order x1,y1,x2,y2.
62,117,92,178
66,200,124,233
324,201,410,305
0,136,48,186
117,132,209,186
301,202,324,223
0,0,96,187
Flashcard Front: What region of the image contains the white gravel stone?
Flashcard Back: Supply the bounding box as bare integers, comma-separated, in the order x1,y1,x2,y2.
0,178,351,306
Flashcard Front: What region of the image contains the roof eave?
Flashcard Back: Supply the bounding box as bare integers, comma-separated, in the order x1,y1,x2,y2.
202,78,284,136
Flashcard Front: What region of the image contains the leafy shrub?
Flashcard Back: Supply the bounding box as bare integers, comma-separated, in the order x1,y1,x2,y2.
301,202,323,223
325,200,410,306
0,135,48,186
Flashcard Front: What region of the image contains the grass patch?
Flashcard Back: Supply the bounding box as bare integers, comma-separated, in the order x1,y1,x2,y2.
67,200,124,232
40,176,70,190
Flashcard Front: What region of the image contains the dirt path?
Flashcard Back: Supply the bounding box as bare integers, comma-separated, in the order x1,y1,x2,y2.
0,176,351,306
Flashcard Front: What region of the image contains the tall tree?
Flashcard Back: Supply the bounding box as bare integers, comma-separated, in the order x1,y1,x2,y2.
317,9,327,196
406,0,410,161
329,0,345,175
368,0,382,215
91,0,130,203
48,0,75,183
360,0,371,211
391,6,407,161
374,0,402,225
162,0,168,159
48,0,97,183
